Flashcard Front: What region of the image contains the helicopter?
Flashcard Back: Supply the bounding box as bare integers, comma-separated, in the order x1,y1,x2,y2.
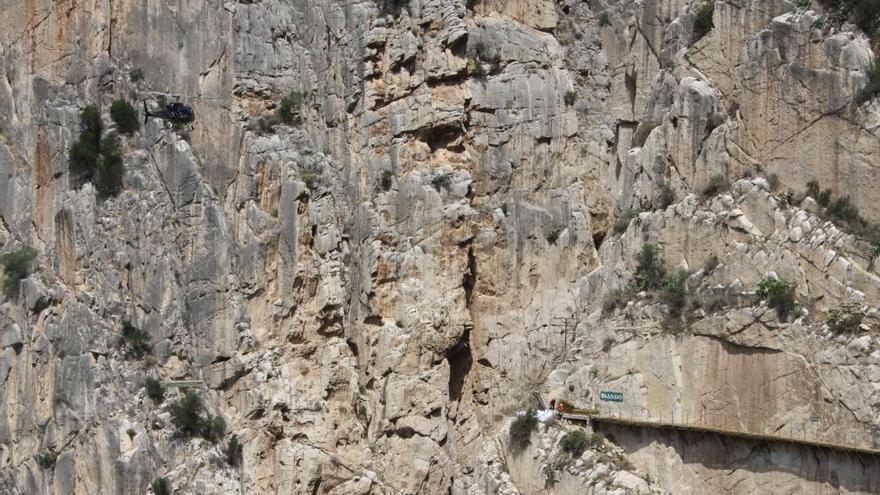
143,98,195,125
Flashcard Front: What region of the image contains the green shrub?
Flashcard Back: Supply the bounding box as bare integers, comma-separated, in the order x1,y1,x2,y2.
96,132,124,198
756,277,797,320
145,377,165,403
589,431,606,446
35,451,57,470
1,246,38,298
277,91,305,126
69,105,103,178
559,429,589,457
827,196,860,225
69,105,126,197
796,0,812,8
508,409,538,454
302,170,319,191
431,173,451,192
827,307,864,334
612,209,640,236
129,68,144,83
127,428,136,440
170,391,205,437
546,229,561,244
564,90,577,106
119,320,151,358
169,391,226,442
152,477,170,495
110,100,139,135
701,174,729,199
633,244,667,292
598,11,611,26
692,2,715,43
661,269,689,318
768,173,780,191
224,435,243,467
379,170,393,191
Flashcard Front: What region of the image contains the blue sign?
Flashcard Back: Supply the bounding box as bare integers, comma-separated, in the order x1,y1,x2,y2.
600,391,624,402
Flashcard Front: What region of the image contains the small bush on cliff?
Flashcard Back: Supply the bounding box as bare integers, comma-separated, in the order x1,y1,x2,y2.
119,320,151,358
612,209,640,236
1,246,38,298
692,2,715,43
857,59,880,104
756,277,797,320
145,377,165,403
277,91,305,126
701,174,729,199
151,477,170,495
633,244,667,292
559,429,589,457
69,105,103,178
69,105,125,198
110,99,139,135
660,269,689,318
224,435,244,467
508,409,538,454
35,451,57,470
827,307,864,334
170,391,226,443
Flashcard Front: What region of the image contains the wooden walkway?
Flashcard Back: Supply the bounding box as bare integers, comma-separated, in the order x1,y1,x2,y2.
535,395,880,457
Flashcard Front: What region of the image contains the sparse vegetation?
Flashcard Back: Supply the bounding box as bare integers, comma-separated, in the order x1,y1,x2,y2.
69,105,103,178
564,90,577,106
35,451,57,470
69,105,125,198
508,409,539,454
559,429,589,457
756,277,797,320
224,435,243,467
701,174,730,199
657,181,674,209
127,428,136,440
768,173,780,191
803,180,880,250
692,2,716,43
96,132,124,198
797,0,812,8
129,68,144,83
110,100,139,135
858,58,880,104
819,0,880,38
612,209,640,236
145,377,165,403
379,170,393,192
152,477,171,495
660,269,689,318
301,170,319,191
588,431,606,446
633,244,667,292
169,391,226,443
542,462,560,485
277,91,305,126
473,41,501,77
598,11,611,26
119,320,151,358
827,307,864,334
431,173,452,192
1,246,38,298
546,229,561,245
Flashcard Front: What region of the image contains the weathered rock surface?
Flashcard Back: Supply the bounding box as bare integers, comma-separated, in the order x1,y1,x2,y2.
1,0,879,494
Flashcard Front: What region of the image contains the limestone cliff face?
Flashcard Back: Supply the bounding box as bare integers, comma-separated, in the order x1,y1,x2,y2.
0,0,879,494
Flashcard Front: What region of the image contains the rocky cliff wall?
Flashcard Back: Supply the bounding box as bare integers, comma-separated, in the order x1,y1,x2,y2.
1,0,879,494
